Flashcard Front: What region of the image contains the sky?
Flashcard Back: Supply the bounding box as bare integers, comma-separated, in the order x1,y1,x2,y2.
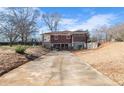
1,7,124,39
39,7,124,34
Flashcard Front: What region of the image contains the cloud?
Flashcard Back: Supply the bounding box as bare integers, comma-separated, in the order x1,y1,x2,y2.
60,18,78,25
81,14,117,30
40,13,117,33
0,8,7,13
39,18,78,33
60,14,117,31
39,26,49,34
59,18,78,30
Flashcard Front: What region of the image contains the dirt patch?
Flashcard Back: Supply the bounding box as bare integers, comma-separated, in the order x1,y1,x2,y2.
92,61,124,85
26,46,49,57
0,47,14,53
0,46,49,76
73,42,124,85
0,53,28,75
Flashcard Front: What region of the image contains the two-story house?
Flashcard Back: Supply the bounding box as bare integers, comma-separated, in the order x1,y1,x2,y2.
42,30,89,50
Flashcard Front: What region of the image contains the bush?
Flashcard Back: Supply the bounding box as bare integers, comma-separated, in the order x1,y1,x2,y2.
115,37,123,42
15,45,26,54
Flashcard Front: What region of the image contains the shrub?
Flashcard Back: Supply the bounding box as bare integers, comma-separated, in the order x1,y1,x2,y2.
115,37,123,42
15,45,26,54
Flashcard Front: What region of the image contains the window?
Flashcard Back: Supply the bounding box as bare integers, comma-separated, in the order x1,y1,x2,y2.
54,35,58,40
66,35,71,39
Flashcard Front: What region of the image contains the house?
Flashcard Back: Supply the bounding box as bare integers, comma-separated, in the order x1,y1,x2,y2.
42,30,89,50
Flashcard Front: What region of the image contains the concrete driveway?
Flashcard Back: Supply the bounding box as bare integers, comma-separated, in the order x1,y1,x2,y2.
0,51,118,86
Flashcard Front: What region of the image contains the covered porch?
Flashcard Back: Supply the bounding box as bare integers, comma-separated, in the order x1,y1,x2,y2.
52,43,72,50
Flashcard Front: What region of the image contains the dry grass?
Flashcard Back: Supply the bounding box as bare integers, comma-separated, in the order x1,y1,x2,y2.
73,42,124,85
0,45,49,76
0,53,28,75
26,46,49,57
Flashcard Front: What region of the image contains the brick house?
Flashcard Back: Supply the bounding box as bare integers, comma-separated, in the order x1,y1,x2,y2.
42,30,89,50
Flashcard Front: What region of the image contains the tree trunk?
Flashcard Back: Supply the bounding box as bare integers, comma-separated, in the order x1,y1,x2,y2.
9,38,13,47
24,36,28,45
21,36,24,45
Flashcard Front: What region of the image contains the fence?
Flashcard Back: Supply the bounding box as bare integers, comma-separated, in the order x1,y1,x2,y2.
87,42,98,49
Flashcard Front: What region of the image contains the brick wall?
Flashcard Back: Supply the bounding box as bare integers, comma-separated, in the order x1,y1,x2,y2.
72,34,87,42
51,35,72,43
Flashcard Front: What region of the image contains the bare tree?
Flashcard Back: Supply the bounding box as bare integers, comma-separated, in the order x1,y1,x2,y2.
0,9,19,46
92,29,104,42
0,8,40,46
0,23,19,46
42,13,61,32
92,26,112,42
97,26,110,41
93,23,124,42
9,8,40,44
109,23,124,41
